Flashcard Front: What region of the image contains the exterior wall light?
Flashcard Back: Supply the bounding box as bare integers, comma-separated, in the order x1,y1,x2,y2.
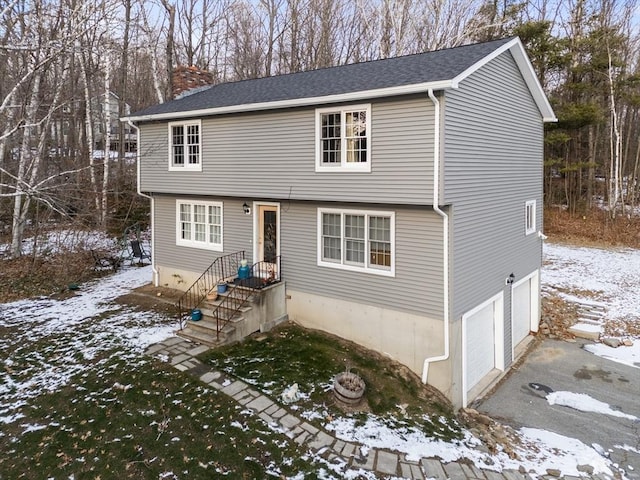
243,202,251,215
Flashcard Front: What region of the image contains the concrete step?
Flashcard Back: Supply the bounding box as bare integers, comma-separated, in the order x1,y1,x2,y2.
575,304,606,314
576,317,602,325
187,317,240,335
568,323,602,341
222,286,258,300
200,303,252,316
580,308,606,315
178,326,230,347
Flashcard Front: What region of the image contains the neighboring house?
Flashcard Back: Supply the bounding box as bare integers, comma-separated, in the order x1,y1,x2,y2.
93,92,136,153
123,37,556,408
50,92,136,154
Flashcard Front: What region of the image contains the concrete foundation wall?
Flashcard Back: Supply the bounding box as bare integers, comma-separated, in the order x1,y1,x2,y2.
156,265,202,290
245,282,288,334
285,289,454,402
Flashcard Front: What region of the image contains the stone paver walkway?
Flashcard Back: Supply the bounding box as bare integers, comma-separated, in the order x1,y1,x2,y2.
146,337,613,480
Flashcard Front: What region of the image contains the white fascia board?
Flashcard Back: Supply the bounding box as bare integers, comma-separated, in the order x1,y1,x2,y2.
451,37,557,123
120,80,455,123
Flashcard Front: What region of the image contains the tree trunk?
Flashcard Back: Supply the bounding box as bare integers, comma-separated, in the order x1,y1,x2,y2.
102,51,111,229
79,48,101,218
10,73,41,258
161,0,176,100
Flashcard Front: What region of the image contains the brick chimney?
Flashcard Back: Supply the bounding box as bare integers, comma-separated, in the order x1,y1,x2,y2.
172,65,215,98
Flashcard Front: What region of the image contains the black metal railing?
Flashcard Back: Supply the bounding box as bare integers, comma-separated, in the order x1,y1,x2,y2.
212,256,281,338
176,251,245,329
212,282,255,339
250,256,281,286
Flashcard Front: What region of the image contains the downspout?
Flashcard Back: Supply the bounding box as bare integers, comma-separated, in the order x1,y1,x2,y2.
127,120,159,286
421,89,450,384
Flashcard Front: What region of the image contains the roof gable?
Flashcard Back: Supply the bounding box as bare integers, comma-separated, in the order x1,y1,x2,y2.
125,37,555,123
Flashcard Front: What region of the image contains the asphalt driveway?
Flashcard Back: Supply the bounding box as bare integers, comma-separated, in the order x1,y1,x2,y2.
476,338,640,479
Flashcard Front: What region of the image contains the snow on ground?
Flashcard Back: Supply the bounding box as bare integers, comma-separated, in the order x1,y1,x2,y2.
543,243,640,324
543,242,640,367
0,265,175,426
325,414,615,478
519,428,615,476
0,238,635,478
583,341,640,368
0,228,119,257
546,391,638,421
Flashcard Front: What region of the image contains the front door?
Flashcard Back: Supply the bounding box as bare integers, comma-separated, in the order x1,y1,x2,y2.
255,203,279,276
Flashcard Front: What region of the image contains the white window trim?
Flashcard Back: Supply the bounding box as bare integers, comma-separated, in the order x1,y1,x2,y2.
176,199,223,251
315,104,371,173
317,207,395,277
525,200,536,235
168,120,202,171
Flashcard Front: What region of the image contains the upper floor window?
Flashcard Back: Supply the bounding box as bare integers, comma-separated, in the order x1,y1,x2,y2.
169,120,201,171
318,208,394,276
316,105,371,172
176,199,223,251
525,200,536,235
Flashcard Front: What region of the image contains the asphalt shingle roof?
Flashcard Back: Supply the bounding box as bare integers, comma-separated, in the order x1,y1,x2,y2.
131,37,514,118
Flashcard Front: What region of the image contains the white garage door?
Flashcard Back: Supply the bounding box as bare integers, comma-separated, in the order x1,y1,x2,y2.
465,299,497,392
512,278,532,347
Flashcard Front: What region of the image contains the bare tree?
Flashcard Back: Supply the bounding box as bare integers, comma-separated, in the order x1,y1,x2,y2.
160,0,176,100
138,1,166,104
0,0,95,257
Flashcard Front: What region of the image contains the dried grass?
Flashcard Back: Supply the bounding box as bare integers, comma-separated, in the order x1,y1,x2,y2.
0,251,98,303
544,207,640,249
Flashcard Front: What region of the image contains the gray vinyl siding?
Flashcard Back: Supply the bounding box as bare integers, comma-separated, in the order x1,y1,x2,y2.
153,194,444,318
139,95,434,205
154,195,256,273
282,202,444,318
443,51,543,361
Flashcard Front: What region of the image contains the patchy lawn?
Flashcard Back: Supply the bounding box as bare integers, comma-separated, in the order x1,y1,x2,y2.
0,266,368,479
200,324,461,442
0,356,326,478
1,233,635,479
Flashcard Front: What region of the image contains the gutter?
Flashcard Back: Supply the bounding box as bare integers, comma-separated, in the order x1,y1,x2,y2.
121,80,455,123
126,119,159,286
421,89,450,384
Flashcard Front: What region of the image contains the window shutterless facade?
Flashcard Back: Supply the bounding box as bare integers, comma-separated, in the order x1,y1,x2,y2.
318,208,394,276
315,105,371,172
176,200,223,250
525,200,536,235
169,120,202,171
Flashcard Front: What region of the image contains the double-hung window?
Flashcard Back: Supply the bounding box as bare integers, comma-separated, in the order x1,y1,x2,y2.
169,120,201,171
316,105,371,172
525,200,536,235
176,200,223,251
318,208,394,276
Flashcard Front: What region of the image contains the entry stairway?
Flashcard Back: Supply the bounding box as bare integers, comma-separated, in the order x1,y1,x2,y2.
178,285,257,347
175,251,287,347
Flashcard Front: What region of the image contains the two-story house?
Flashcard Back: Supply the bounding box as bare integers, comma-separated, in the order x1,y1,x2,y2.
123,37,556,408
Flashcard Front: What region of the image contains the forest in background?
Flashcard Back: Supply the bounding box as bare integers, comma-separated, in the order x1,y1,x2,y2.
1,0,640,259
